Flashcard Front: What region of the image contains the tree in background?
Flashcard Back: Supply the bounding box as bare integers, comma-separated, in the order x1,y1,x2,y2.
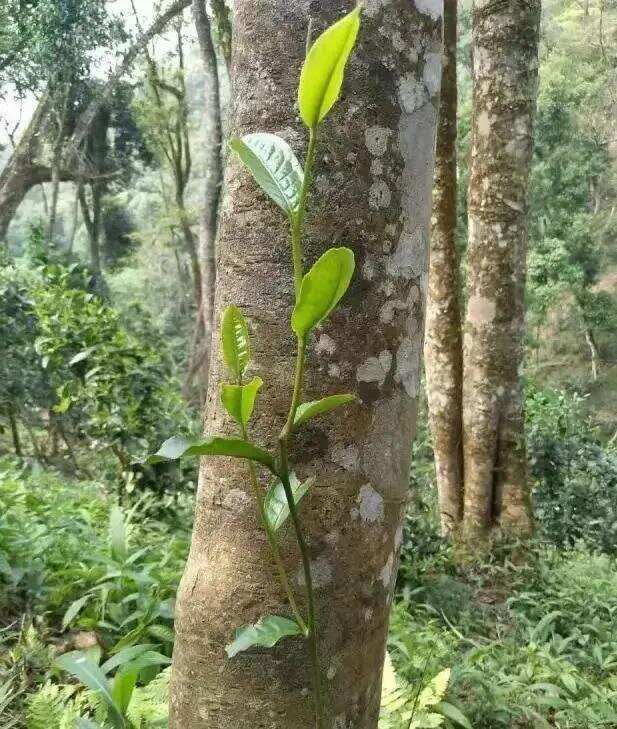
425,0,463,536
169,2,442,726
426,0,541,540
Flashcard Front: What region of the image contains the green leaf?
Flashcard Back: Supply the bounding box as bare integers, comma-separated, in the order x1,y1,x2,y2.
62,594,92,631
291,247,355,337
221,305,251,380
221,376,263,427
230,133,304,216
100,644,155,675
109,506,127,563
56,652,122,724
298,6,362,128
434,701,473,729
146,435,276,472
225,615,303,658
294,393,355,428
112,669,137,715
264,473,314,531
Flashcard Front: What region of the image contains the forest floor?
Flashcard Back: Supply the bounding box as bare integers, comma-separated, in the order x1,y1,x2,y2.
2,452,617,728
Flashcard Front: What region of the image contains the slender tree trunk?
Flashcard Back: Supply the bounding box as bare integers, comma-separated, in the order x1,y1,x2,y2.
190,0,224,395
169,2,442,727
78,184,102,273
584,326,600,381
462,0,540,539
7,406,22,457
425,0,463,537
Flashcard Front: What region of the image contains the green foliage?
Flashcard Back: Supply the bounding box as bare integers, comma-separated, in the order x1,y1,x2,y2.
229,133,304,217
220,305,251,380
294,394,355,428
221,376,263,427
225,615,304,658
264,473,314,532
291,247,355,337
298,6,362,128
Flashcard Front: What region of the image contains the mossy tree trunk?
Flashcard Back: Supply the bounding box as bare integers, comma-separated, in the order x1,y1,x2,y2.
425,0,463,536
461,0,541,539
169,1,442,727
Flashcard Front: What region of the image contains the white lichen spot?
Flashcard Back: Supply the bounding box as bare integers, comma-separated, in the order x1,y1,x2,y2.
297,556,333,589
315,333,337,356
380,299,408,324
331,443,360,472
392,30,406,52
362,256,377,281
363,0,387,17
397,74,428,114
467,294,496,324
369,180,392,209
328,363,341,378
477,110,491,136
370,158,384,176
422,52,442,97
414,0,443,20
387,228,428,279
356,351,392,387
222,488,252,512
327,664,338,680
358,483,385,524
380,553,394,588
365,125,391,156
395,337,422,398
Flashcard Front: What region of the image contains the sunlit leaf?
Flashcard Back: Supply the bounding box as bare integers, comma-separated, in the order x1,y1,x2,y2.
225,615,303,658
56,652,122,725
221,376,263,427
221,305,251,380
291,247,355,337
298,6,362,128
109,505,127,563
294,393,355,428
230,133,303,216
264,473,314,531
62,594,92,631
434,701,473,729
145,435,276,472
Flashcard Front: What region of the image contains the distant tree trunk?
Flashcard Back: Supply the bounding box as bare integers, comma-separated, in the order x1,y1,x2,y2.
462,0,541,539
169,2,442,727
425,0,463,537
7,406,22,457
79,184,102,273
584,326,600,381
46,84,70,248
188,0,224,396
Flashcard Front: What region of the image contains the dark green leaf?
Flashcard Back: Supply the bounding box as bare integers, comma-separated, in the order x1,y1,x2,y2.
264,473,314,531
220,305,251,379
294,393,355,428
298,6,362,128
230,133,303,216
146,435,276,472
225,615,304,658
291,247,355,337
221,376,263,427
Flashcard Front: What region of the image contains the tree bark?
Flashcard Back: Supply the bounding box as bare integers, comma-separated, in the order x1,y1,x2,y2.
462,0,541,539
425,0,463,536
169,2,442,727
189,0,224,396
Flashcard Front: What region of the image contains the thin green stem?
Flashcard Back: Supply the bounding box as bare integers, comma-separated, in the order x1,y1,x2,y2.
240,423,307,635
290,127,317,298
278,123,325,728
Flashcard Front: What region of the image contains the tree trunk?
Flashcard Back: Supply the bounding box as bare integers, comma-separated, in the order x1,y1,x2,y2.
169,2,442,727
425,0,463,537
584,326,600,381
189,0,224,396
462,0,540,539
8,406,22,457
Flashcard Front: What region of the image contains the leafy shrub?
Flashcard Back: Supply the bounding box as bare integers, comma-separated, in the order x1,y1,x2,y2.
527,386,617,553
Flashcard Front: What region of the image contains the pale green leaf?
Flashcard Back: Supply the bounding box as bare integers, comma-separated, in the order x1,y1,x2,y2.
298,6,362,128
145,435,276,472
264,473,314,531
294,393,355,428
221,376,263,427
292,247,355,337
112,669,137,715
225,615,303,658
417,669,451,709
109,506,126,563
220,305,250,379
230,133,303,216
56,652,122,724
434,701,473,729
62,594,92,631
100,644,155,675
